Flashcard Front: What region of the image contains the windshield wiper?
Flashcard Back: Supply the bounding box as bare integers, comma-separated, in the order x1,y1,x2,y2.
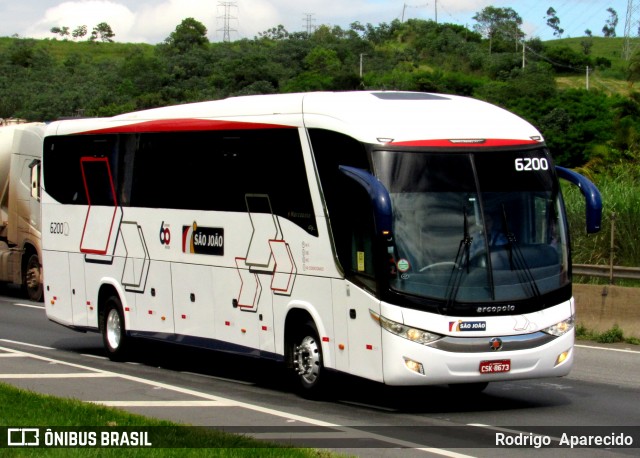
499,205,541,298
445,204,473,306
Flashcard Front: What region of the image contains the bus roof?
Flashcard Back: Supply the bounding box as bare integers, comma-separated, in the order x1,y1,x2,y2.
47,91,544,147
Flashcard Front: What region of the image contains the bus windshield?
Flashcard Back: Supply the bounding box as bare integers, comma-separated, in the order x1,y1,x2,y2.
373,148,569,306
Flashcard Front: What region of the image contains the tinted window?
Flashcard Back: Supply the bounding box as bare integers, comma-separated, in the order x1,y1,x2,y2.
43,128,318,235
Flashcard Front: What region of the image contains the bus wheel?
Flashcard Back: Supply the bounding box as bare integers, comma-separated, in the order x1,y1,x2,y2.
24,253,43,302
292,321,325,396
101,295,129,361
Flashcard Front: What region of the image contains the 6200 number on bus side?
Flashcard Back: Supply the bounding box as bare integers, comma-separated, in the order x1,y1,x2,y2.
50,222,68,235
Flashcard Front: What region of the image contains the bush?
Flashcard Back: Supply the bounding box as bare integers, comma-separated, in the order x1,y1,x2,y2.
596,324,624,343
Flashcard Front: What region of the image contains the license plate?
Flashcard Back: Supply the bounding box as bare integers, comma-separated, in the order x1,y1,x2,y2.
479,359,511,374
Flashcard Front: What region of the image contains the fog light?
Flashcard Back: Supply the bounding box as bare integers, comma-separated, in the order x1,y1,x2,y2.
403,357,425,375
555,349,570,366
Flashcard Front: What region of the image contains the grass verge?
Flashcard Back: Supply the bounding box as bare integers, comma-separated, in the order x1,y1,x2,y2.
575,323,640,345
0,382,338,457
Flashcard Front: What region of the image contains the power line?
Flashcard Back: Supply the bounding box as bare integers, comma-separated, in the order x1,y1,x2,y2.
523,41,585,72
401,3,429,22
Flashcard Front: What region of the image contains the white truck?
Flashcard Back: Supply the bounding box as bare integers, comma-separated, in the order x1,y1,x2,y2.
0,122,45,301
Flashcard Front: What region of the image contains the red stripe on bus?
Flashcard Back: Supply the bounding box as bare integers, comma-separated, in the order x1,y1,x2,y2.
77,119,295,135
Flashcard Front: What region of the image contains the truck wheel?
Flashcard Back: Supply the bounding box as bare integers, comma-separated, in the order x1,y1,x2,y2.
292,321,325,397
101,295,130,361
24,253,43,302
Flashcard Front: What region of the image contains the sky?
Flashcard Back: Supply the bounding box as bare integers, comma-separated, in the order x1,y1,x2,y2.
0,0,632,44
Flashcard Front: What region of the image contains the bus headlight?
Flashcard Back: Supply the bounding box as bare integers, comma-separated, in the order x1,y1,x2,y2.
542,316,575,337
370,310,441,345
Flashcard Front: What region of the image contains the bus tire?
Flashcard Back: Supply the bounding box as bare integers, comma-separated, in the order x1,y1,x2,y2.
292,321,325,397
101,295,130,361
23,252,43,302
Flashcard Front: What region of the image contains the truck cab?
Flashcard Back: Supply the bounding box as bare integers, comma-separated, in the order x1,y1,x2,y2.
0,122,45,301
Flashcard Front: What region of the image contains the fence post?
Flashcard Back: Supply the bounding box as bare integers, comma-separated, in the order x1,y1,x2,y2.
609,212,616,285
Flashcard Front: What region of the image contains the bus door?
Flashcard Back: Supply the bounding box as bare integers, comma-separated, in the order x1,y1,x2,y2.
77,156,122,328
332,279,383,382
69,253,88,326
330,167,386,382
171,263,216,340
131,260,174,335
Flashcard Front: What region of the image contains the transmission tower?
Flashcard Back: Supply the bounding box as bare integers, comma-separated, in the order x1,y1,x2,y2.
623,0,640,60
217,1,238,42
303,13,316,35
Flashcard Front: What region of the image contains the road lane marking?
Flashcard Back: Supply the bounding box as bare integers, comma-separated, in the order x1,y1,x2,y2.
0,373,117,379
0,343,476,456
0,339,54,350
575,344,640,354
13,303,45,310
179,371,255,385
89,400,237,407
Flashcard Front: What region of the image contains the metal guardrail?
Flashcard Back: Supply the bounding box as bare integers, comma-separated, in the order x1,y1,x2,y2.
571,213,640,283
573,264,640,282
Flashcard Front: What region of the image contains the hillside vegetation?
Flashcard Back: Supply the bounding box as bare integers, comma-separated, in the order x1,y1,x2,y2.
2,17,640,268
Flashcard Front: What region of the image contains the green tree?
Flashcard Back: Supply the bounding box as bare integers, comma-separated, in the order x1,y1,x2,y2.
156,18,213,102
90,22,115,42
7,39,36,67
473,6,523,53
628,51,640,86
208,39,285,96
50,26,70,39
364,21,399,44
257,25,289,41
545,7,564,38
72,25,88,40
282,47,340,91
162,17,208,53
304,47,341,73
603,8,618,37
543,46,590,74
118,48,167,109
581,34,593,56
541,90,619,166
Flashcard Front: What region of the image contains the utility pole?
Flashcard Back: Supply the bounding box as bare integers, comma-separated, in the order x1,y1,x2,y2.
360,53,366,79
586,66,590,90
522,40,526,68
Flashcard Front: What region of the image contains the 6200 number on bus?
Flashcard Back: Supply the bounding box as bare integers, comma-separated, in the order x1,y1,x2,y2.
515,158,549,171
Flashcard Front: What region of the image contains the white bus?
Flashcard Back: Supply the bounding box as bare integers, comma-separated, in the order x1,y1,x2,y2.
42,91,601,395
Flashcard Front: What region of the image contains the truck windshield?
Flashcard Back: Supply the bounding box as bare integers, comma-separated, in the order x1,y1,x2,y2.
373,148,569,305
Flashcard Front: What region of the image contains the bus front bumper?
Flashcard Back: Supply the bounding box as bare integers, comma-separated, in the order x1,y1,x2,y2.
381,329,574,386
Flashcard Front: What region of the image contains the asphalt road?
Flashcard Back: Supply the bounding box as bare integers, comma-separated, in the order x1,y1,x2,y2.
1,288,639,457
